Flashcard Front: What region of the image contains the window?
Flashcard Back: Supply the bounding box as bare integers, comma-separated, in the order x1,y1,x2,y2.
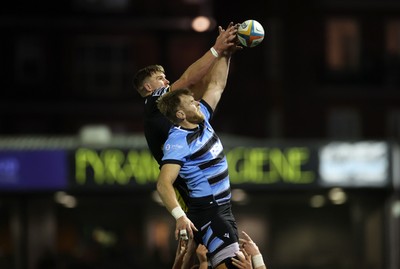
326,18,360,72
385,20,400,88
386,20,400,56
69,36,137,98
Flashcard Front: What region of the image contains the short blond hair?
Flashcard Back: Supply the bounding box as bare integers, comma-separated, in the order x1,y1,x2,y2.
157,88,192,124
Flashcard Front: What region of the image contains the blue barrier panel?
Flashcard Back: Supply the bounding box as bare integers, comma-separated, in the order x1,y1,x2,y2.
0,150,68,191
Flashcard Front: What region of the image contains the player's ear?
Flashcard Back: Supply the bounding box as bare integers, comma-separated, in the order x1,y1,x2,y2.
144,83,152,91
176,110,185,120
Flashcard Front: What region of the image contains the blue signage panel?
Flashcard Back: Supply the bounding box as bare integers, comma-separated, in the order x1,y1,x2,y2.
0,150,68,191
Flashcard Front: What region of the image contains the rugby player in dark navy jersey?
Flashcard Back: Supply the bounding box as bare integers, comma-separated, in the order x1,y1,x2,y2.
133,23,239,212
156,51,240,269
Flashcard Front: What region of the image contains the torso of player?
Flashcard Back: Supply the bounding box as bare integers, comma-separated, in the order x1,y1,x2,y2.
143,86,171,165
162,102,231,206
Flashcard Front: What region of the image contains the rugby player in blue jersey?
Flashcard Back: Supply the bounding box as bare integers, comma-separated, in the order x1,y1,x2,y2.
156,51,239,268
133,23,239,214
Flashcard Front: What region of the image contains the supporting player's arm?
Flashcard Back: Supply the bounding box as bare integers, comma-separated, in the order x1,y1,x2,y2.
181,238,198,269
172,238,190,269
231,250,253,269
239,231,268,269
196,244,209,269
156,163,198,239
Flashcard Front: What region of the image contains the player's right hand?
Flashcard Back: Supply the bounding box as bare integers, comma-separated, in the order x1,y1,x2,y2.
175,215,198,240
214,22,239,54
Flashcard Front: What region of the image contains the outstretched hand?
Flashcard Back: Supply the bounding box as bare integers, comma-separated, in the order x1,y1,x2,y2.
221,22,243,55
214,22,242,55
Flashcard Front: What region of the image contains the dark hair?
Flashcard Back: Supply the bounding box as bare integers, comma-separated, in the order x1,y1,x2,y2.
157,88,192,124
132,64,165,91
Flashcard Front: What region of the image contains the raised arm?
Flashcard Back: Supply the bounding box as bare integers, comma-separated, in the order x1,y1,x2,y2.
199,23,242,111
201,53,231,111
170,22,238,100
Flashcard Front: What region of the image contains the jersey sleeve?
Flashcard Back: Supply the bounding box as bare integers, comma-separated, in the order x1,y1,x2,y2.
199,100,213,121
161,132,189,167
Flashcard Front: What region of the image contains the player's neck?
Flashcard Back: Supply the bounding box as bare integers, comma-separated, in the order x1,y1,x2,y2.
179,121,198,130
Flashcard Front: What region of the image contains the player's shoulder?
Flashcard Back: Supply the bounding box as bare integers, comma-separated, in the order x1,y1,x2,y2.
168,126,187,138
199,100,213,121
152,86,170,97
145,86,170,110
167,126,191,142
164,129,188,153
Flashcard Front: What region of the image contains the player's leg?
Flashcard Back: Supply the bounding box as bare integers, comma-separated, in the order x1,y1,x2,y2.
189,205,240,268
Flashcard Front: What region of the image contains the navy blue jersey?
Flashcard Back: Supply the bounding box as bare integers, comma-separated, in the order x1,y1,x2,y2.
161,100,231,207
144,86,189,211
144,86,171,165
